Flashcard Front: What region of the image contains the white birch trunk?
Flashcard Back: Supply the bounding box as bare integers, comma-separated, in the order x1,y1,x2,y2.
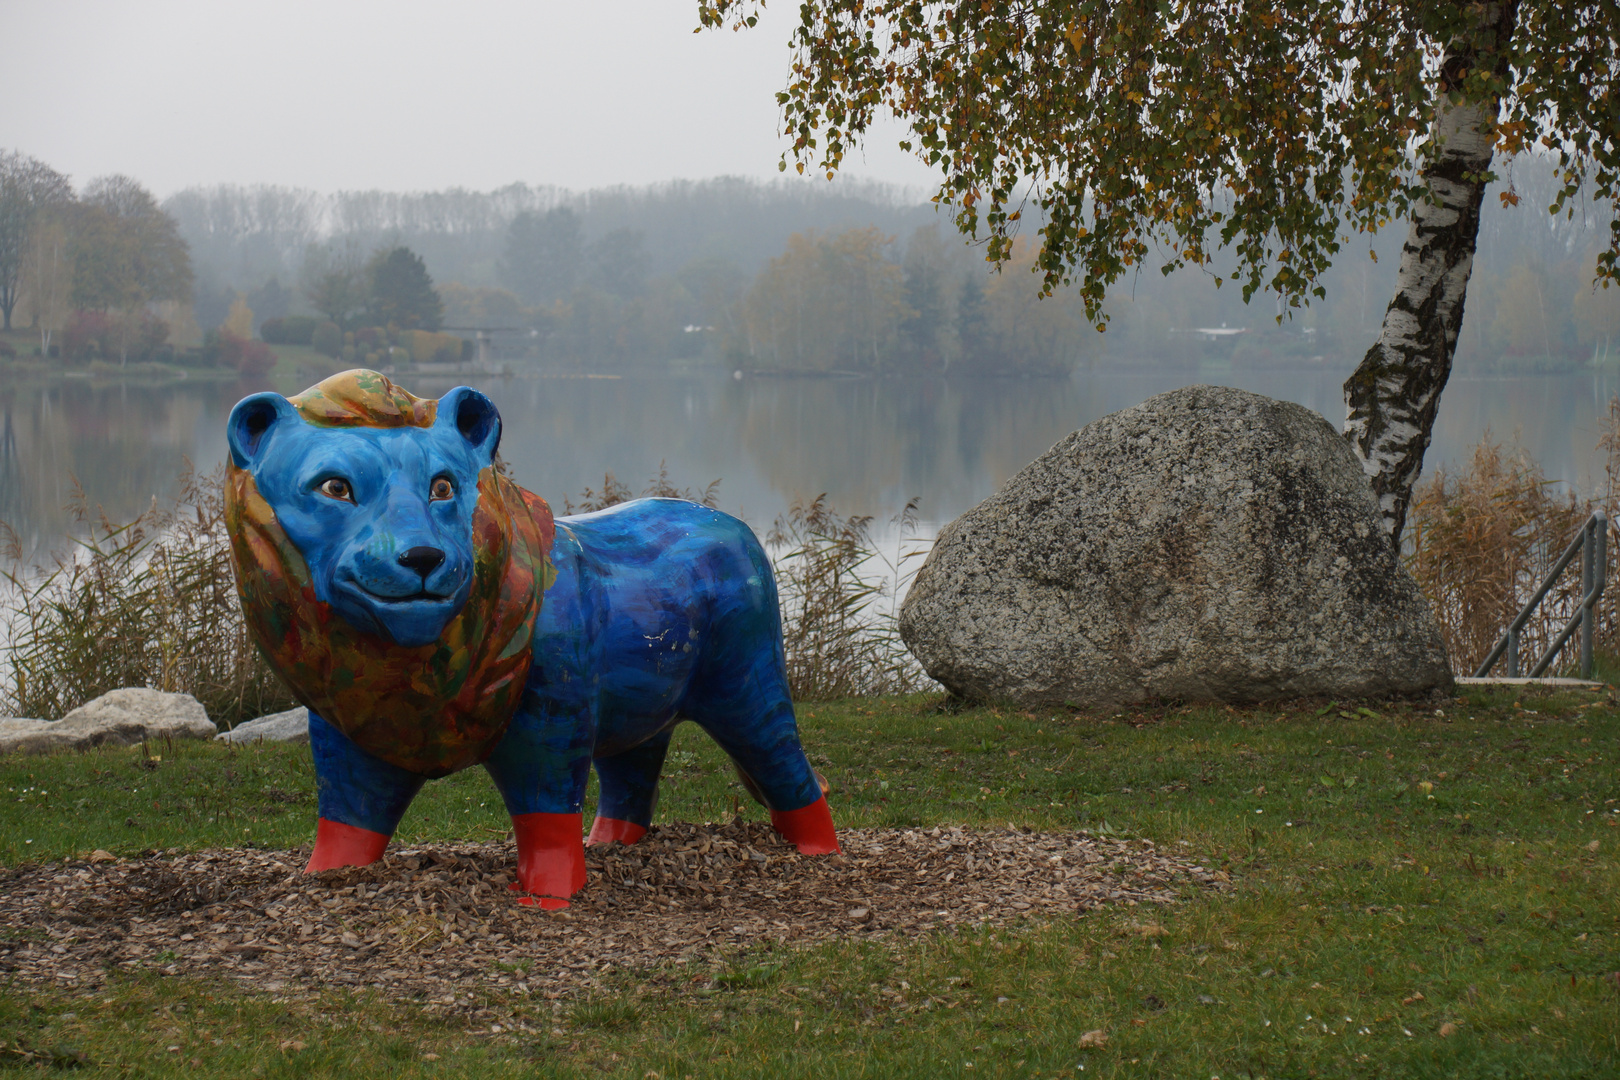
1343,1,1519,546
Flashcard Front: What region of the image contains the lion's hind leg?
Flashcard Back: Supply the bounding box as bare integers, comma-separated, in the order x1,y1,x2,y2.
687,699,839,856
307,712,426,872
588,729,672,845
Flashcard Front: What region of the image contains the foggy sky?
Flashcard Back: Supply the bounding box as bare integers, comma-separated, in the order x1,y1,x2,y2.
5,0,938,197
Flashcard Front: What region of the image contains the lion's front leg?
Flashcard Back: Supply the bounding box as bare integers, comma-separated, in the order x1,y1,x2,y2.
306,711,427,872
483,691,596,909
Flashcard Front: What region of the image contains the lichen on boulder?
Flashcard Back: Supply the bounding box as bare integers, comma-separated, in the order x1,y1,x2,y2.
899,385,1452,706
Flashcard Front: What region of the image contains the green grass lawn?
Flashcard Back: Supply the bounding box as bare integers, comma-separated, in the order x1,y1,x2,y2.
3,684,1617,1078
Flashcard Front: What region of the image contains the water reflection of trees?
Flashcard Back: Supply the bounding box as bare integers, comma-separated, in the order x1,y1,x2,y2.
424,373,1094,528
1,370,1616,563
0,380,237,558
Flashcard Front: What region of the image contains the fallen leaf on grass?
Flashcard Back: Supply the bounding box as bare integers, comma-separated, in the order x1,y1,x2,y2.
1586,840,1600,852
1402,992,1424,1005
422,1053,440,1061
1438,1022,1457,1037
1077,1030,1108,1049
1128,923,1168,937
279,1040,306,1052
87,851,116,864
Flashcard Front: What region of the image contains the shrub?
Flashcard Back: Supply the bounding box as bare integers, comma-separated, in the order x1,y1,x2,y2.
311,320,342,357
403,329,466,364
0,467,295,726
62,310,116,362
202,330,276,376
261,315,319,346
61,310,170,364
1407,439,1584,674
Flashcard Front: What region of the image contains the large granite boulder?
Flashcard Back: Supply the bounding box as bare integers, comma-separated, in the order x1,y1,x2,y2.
900,385,1452,706
216,706,310,744
0,688,218,754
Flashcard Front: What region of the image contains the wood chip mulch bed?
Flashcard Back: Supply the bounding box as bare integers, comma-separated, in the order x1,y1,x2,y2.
0,822,1229,1005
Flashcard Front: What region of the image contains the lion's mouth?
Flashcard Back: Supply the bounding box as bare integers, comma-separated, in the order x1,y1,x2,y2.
358,588,455,604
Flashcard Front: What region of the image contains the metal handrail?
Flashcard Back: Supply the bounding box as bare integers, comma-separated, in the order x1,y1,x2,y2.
1474,510,1608,679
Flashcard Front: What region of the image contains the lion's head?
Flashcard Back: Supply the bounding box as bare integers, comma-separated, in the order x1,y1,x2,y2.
224,370,553,776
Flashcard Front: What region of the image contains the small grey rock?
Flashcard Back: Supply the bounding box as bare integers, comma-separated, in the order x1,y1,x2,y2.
0,688,217,754
899,385,1452,706
216,706,310,744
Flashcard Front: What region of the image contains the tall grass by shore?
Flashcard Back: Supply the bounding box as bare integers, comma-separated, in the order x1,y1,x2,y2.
0,467,293,726
1405,396,1620,677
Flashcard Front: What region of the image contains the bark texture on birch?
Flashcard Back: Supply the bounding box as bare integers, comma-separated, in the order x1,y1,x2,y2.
1343,1,1520,546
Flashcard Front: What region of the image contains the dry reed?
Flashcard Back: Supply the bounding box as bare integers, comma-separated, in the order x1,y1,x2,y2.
0,465,294,726
766,495,933,701
1405,397,1620,676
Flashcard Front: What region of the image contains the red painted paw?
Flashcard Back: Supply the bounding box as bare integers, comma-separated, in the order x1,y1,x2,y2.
306,819,390,872
510,811,587,905
587,816,648,846
770,795,840,855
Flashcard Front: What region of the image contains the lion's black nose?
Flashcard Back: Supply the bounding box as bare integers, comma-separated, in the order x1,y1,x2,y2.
397,546,446,578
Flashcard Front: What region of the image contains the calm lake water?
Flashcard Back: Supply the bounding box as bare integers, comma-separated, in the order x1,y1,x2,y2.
1,365,1617,555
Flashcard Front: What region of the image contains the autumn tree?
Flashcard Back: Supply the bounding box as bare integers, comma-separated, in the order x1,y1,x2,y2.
72,175,193,313
739,227,909,371
0,151,73,331
700,0,1620,544
366,245,443,330
70,175,193,364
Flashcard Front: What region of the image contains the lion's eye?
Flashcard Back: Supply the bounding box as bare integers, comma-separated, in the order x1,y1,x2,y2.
318,478,353,502
430,477,454,502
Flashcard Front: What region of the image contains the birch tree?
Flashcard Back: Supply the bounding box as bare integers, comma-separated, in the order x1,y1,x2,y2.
699,0,1620,545
20,215,71,354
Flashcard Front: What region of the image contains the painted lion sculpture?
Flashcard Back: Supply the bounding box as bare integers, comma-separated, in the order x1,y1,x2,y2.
225,370,837,907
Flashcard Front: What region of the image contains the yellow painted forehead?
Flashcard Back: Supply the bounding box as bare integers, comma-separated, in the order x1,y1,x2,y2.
290,369,438,429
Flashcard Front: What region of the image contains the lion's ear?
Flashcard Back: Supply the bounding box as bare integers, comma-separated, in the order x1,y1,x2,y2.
227,393,298,468
438,386,502,464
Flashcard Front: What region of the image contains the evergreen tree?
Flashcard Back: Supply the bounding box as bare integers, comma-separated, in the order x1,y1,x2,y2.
367,246,442,330
500,207,582,307
955,273,989,374
899,226,948,371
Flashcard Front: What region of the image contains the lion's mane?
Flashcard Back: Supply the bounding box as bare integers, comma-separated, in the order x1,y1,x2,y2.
224,370,554,777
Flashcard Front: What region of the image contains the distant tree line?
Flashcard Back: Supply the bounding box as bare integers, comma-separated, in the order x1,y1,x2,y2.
6,153,1608,375
430,210,1091,374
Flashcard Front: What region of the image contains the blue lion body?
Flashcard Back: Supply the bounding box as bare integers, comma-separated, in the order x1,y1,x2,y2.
226,379,828,880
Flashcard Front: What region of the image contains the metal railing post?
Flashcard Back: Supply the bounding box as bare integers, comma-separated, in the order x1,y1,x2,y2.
1582,516,1596,679
1507,627,1519,678
1590,511,1608,678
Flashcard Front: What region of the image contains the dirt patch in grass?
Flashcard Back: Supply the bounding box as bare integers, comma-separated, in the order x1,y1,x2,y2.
0,821,1225,1005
